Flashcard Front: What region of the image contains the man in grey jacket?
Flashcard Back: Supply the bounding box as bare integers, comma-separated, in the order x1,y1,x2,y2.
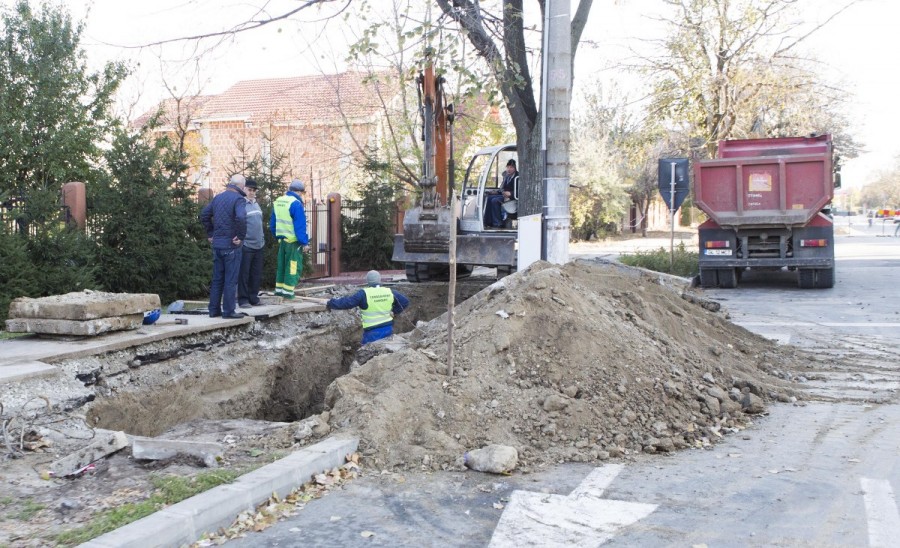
238,178,265,307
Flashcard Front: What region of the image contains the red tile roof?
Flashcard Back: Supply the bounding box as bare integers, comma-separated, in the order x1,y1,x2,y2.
132,95,214,129
133,71,392,128
197,71,387,124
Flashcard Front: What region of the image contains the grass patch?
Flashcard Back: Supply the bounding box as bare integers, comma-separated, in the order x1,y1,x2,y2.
0,331,30,340
618,243,699,278
54,469,244,546
9,500,45,521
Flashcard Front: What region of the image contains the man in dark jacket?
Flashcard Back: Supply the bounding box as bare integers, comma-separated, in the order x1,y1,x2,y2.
485,159,519,228
326,270,410,344
200,174,248,319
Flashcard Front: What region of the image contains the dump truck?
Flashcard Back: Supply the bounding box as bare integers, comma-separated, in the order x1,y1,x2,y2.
694,134,839,289
392,64,518,282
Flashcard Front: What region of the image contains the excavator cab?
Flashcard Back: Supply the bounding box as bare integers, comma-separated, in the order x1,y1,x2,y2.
459,144,517,232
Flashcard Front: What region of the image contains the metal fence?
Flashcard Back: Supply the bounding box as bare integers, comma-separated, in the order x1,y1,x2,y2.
305,199,331,278
339,201,403,235
0,197,72,236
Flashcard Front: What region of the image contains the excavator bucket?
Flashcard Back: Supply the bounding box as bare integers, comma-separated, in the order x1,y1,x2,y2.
402,205,452,253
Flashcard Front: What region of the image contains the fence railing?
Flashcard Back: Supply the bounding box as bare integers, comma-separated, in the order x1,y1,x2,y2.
305,199,331,279
1,197,72,237
339,201,404,235
3,191,403,279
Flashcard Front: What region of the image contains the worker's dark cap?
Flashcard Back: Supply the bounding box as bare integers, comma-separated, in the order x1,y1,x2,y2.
506,159,516,167
245,178,258,189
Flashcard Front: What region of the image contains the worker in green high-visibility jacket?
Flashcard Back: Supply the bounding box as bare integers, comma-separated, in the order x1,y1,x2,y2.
269,179,310,299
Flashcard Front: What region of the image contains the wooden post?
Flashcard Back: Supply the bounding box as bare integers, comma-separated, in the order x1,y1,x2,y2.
447,192,457,377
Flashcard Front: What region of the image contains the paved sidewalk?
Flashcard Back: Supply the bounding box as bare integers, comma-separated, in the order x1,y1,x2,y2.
570,229,699,260
0,300,323,385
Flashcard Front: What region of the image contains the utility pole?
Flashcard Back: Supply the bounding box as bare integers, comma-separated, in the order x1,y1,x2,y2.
541,0,571,264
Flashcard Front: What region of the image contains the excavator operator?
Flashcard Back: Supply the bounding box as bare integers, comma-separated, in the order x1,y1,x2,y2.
485,159,519,228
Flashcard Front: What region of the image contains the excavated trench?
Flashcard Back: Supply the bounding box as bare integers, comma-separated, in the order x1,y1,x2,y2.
66,281,493,437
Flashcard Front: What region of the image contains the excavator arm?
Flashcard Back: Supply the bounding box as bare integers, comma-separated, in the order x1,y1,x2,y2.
402,63,453,253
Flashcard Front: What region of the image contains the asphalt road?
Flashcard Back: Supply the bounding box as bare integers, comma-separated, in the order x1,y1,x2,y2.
229,229,900,548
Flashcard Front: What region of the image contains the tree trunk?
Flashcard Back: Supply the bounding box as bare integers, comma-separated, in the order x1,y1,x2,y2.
518,122,542,218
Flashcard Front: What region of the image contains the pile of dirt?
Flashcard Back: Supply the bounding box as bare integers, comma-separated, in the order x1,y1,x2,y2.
323,259,803,470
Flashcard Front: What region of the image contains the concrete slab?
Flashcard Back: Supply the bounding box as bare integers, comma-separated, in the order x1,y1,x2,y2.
0,360,58,384
48,431,129,477
245,300,325,318
130,436,224,467
0,301,324,375
81,436,359,548
5,313,144,336
8,290,161,320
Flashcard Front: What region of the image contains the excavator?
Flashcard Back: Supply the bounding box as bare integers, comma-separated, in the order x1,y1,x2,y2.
392,64,519,282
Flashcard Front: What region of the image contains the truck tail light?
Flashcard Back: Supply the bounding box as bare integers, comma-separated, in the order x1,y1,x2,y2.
800,239,828,247
705,240,730,249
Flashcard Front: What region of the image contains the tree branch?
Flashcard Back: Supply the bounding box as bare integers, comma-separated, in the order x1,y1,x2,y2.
131,0,351,49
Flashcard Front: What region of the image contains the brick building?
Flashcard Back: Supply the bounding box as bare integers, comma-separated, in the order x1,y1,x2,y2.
134,71,394,200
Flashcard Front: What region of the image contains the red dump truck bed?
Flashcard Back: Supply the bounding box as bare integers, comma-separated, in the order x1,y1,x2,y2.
693,134,833,228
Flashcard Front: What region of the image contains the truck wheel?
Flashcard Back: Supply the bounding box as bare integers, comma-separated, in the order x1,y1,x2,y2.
699,268,719,288
496,265,514,279
718,268,738,289
798,269,816,289
815,268,835,289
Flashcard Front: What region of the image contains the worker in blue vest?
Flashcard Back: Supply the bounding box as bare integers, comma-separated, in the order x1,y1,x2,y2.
326,270,410,344
269,179,310,299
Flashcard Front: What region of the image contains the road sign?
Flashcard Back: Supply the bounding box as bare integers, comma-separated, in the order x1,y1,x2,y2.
658,158,690,212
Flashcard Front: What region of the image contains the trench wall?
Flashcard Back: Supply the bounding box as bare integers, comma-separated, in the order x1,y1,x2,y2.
53,280,492,436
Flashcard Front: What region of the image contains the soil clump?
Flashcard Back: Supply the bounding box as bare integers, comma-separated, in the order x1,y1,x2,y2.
324,260,803,470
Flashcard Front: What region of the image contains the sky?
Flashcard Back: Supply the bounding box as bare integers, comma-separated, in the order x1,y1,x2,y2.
35,0,900,189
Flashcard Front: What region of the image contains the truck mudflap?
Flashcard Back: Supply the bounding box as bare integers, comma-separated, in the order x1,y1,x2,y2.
392,233,516,267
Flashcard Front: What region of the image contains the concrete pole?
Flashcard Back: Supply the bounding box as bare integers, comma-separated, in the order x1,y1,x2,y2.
541,0,571,264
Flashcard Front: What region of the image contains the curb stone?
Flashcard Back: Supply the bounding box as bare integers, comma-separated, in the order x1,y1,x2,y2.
80,436,359,548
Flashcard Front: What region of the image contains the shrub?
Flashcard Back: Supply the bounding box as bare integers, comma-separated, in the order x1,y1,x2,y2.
0,231,39,322
618,243,699,278
341,178,399,271
89,129,208,304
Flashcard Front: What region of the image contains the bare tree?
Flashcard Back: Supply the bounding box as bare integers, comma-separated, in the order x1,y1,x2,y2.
644,0,859,157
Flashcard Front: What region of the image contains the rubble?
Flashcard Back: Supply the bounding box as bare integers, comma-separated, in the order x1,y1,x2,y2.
464,444,519,474
322,260,803,470
46,430,128,477
5,290,160,336
5,313,144,336
130,436,224,467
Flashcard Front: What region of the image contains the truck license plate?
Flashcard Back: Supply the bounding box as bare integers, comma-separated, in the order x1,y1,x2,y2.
705,249,733,256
